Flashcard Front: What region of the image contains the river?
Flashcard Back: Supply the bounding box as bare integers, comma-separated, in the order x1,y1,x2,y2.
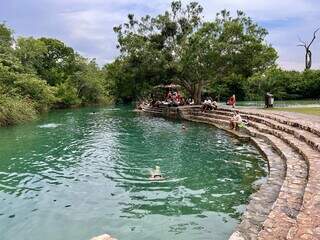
0,106,266,240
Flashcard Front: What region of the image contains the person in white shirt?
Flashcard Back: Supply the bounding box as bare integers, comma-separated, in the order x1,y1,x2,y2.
201,97,218,112
230,111,242,130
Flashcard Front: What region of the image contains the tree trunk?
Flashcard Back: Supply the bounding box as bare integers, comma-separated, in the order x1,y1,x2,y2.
179,79,203,105
306,50,312,69
193,82,203,105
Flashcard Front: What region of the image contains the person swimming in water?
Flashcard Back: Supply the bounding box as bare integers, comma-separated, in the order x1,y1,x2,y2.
149,166,164,180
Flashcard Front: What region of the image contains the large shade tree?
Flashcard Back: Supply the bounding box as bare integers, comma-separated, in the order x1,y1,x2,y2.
187,10,278,101
110,1,277,103
112,1,204,102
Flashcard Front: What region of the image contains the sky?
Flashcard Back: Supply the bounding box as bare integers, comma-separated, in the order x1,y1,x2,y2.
1,0,320,70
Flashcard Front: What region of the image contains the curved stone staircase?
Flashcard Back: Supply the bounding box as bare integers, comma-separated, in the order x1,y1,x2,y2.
140,105,320,240
179,106,320,240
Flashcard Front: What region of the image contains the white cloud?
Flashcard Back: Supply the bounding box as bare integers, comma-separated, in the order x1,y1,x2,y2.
55,0,320,69
199,0,316,20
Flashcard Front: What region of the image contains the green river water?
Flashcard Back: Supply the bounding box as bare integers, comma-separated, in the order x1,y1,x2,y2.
0,106,266,240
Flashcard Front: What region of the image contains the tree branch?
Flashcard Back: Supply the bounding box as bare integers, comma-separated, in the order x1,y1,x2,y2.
307,27,320,48
297,36,307,48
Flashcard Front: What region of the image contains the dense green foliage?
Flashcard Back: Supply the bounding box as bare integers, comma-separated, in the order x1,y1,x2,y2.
0,23,110,126
246,68,320,100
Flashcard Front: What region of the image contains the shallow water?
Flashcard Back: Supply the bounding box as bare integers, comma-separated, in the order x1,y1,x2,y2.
0,106,266,240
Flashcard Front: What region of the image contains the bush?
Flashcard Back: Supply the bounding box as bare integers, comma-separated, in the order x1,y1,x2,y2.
0,23,112,127
0,94,37,126
55,82,81,107
301,70,320,99
14,74,57,111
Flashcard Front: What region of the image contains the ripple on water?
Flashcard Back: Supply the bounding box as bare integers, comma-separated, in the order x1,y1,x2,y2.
38,123,62,128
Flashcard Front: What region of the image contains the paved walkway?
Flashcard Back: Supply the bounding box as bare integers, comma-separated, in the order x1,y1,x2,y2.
244,108,320,133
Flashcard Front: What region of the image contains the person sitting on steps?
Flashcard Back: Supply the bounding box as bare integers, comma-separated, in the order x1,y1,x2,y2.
201,97,217,112
230,110,243,130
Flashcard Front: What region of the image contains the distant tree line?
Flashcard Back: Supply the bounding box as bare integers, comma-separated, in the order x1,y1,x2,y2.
104,1,320,103
246,68,320,100
0,23,111,126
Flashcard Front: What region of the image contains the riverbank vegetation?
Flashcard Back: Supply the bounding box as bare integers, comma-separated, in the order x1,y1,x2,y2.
0,23,111,126
1,1,320,126
246,68,320,100
105,1,320,104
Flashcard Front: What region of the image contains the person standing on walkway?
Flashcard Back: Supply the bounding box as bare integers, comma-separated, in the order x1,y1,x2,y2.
227,94,236,108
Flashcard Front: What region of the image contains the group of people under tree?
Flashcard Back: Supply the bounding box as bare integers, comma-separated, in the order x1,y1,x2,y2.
164,90,183,106
143,86,195,108
139,86,247,131
148,89,185,107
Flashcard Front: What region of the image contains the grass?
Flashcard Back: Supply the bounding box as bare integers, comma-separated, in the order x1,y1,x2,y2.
271,107,320,116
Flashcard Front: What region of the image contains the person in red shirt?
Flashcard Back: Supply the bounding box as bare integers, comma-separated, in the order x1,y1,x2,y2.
176,92,181,102
227,94,236,108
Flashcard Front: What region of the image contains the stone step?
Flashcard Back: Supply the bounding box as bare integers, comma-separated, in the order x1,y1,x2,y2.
142,110,163,115
246,121,320,239
191,109,320,153
186,110,311,239
183,114,229,127
182,115,250,140
141,107,163,114
180,106,320,239
193,111,231,121
219,108,320,138
245,126,308,240
182,108,233,117
230,137,286,240
244,114,320,152
143,106,163,111
186,111,309,240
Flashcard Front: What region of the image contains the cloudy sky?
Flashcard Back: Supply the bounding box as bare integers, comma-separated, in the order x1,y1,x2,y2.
1,0,320,70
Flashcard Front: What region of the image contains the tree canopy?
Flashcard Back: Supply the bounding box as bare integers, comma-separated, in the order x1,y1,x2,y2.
107,1,278,103
0,23,110,126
